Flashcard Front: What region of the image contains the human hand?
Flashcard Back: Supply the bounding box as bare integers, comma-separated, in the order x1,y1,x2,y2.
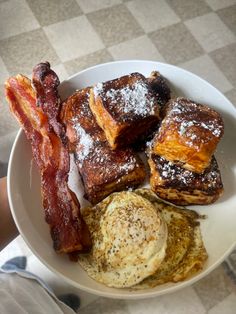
0,177,19,250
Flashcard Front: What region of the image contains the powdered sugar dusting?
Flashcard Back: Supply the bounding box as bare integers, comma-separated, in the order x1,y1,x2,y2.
117,155,137,174
179,121,194,136
107,81,155,116
93,77,158,121
93,82,103,98
164,98,224,148
88,144,138,180
156,155,221,188
178,120,222,138
69,89,141,181
72,126,140,180
72,118,94,163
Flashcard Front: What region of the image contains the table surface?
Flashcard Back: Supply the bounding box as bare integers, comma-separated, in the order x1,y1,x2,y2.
0,0,236,313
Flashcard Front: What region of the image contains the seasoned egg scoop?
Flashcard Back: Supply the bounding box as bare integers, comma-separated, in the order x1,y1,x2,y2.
134,189,208,289
79,191,168,288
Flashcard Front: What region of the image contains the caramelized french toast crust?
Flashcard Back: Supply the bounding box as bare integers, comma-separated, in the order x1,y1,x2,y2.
89,73,160,149
62,88,146,204
152,98,224,173
148,154,223,205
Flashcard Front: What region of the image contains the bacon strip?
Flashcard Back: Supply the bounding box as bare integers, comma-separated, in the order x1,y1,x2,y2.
32,62,65,141
5,74,91,254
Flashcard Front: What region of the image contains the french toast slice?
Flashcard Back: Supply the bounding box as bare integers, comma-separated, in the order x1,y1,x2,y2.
61,88,145,204
151,98,224,173
89,72,160,149
75,142,145,204
148,154,223,205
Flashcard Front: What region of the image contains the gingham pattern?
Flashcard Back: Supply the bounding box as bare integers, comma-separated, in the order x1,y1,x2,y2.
0,1,236,313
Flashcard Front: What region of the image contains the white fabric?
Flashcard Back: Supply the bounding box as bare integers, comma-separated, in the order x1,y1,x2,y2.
0,237,98,310
0,273,75,314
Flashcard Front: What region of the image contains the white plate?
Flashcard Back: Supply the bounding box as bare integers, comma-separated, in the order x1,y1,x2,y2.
8,61,236,299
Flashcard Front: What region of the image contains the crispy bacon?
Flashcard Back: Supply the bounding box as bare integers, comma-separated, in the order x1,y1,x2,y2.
5,74,91,254
32,61,65,142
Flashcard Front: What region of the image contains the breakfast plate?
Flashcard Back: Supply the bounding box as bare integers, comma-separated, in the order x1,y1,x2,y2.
7,60,236,299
